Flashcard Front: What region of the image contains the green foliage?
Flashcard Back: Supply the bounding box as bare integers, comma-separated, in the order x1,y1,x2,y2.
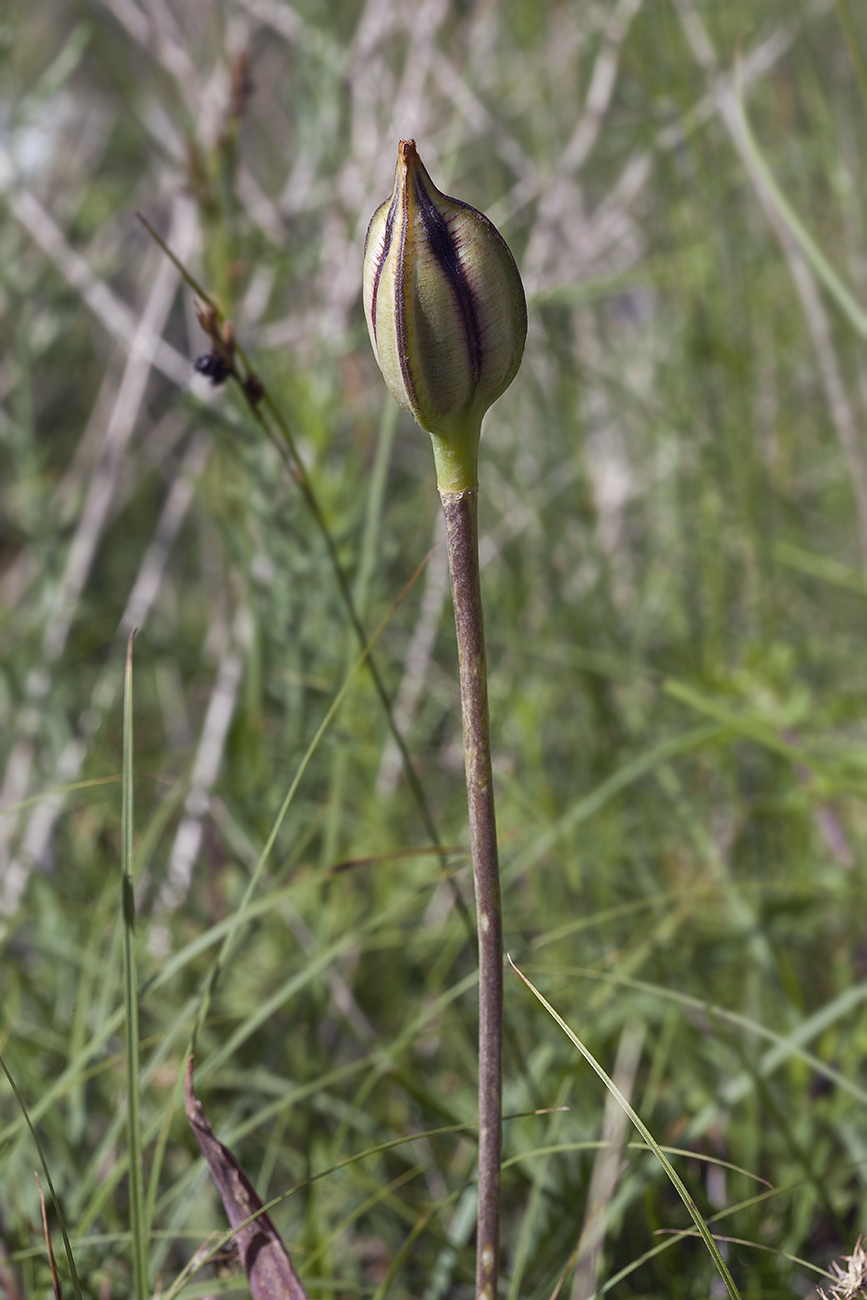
1,1,867,1297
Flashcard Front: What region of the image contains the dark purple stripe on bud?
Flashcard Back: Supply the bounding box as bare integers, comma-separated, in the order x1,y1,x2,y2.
412,173,484,387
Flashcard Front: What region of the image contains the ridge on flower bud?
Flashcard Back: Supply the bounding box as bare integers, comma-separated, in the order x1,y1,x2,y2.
363,140,527,493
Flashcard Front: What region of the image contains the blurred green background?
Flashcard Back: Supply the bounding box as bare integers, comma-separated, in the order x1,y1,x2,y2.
2,1,867,1296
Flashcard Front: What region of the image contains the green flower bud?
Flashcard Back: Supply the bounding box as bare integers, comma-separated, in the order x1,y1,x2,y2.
363,140,527,493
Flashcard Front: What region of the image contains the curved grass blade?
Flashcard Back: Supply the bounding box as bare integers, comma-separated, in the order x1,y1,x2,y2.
556,964,867,1113
509,957,742,1300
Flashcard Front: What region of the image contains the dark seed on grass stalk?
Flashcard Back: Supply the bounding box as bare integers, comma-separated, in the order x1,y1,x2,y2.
194,350,231,385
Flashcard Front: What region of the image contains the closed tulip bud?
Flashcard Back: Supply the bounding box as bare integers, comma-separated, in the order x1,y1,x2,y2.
363,140,527,493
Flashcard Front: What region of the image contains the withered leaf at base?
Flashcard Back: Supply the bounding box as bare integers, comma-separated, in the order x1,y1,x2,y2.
184,1057,310,1300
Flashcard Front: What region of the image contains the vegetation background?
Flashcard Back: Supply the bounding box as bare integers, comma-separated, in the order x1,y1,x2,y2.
2,0,867,1297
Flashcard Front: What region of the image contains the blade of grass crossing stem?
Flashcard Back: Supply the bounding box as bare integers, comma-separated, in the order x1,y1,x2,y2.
122,631,148,1300
0,1056,83,1299
509,958,743,1300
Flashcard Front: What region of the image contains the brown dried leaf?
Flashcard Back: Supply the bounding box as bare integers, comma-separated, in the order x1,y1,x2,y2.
36,1175,62,1300
184,1057,310,1300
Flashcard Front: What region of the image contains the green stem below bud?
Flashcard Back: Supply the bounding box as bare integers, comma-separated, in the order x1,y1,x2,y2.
430,421,481,494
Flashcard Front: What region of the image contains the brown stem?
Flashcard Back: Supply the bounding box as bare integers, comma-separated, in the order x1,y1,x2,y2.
440,486,503,1300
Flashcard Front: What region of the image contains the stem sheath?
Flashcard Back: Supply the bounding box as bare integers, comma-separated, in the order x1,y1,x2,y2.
440,486,503,1300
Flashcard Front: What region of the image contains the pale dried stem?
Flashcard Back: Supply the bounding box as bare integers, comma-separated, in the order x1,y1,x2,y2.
439,486,502,1300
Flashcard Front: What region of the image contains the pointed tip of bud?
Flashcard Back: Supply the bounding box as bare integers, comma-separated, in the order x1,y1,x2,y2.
363,140,527,492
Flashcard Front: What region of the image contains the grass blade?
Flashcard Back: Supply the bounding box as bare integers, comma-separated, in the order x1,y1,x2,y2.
509,957,743,1300
733,82,867,338
121,631,148,1299
0,1055,83,1299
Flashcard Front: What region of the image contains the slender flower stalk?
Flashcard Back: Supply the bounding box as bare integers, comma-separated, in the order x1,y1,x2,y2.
364,139,526,1300
439,484,503,1300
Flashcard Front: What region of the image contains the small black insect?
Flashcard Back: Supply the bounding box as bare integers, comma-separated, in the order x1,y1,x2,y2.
194,350,231,386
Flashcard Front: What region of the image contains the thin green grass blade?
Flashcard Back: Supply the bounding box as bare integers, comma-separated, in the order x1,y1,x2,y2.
509,958,743,1300
74,994,200,1231
587,1182,835,1300
0,1054,83,1300
835,0,867,115
322,396,398,879
663,679,824,769
299,1163,425,1274
354,399,398,614
507,1078,571,1300
200,879,472,1084
1,849,452,1159
370,1204,439,1300
733,84,867,338
774,541,867,595
503,723,725,884
142,1040,192,1257
121,631,148,1300
0,776,121,820
542,965,867,1112
0,1009,126,1147
502,1142,771,1189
